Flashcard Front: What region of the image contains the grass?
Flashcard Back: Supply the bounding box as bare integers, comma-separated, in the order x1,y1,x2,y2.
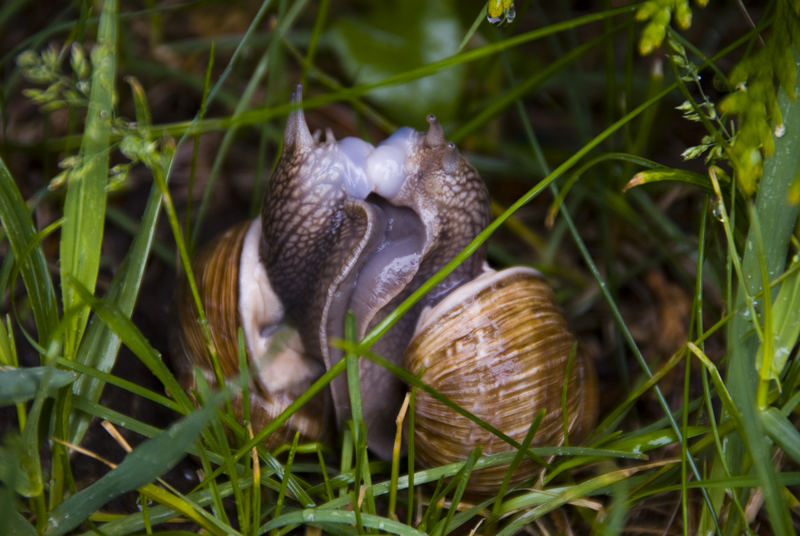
1,0,800,534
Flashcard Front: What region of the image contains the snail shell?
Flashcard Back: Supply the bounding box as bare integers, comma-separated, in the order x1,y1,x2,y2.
176,218,331,445
405,266,598,493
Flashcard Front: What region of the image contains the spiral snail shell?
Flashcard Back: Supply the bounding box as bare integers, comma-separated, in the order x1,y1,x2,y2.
176,85,597,491
176,218,330,445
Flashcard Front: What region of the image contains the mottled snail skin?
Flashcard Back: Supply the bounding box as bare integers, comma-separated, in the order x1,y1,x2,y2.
176,219,331,446
404,266,598,493
260,87,489,458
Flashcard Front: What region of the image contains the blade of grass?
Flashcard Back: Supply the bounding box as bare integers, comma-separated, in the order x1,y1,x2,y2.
722,57,800,535
262,508,427,535
406,385,416,526
761,407,800,466
73,477,248,536
44,391,226,536
272,432,300,532
0,366,76,406
65,276,192,411
451,24,627,143
67,175,174,445
44,3,639,151
497,459,679,535
59,359,178,413
190,0,307,247
431,447,480,536
756,261,800,382
0,157,58,347
59,0,116,358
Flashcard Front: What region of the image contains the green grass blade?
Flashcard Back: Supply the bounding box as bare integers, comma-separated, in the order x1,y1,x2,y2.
0,504,36,536
44,392,225,536
67,178,171,445
757,261,800,381
56,357,179,412
261,509,427,535
0,366,76,406
451,24,625,143
0,157,58,347
723,57,800,535
65,276,192,411
761,407,800,466
59,0,117,358
191,0,306,246
623,167,715,193
432,447,479,536
58,67,175,450
73,479,247,536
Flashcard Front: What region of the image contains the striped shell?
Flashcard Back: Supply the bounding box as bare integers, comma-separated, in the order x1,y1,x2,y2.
176,219,331,446
404,266,597,494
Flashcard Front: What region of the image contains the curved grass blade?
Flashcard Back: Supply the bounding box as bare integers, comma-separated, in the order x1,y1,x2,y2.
42,4,640,147
761,408,800,466
623,167,713,192
65,276,191,412
0,157,58,347
0,366,76,406
44,391,225,536
73,479,248,536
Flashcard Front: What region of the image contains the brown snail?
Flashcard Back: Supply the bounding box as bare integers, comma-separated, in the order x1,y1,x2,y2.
176,85,597,491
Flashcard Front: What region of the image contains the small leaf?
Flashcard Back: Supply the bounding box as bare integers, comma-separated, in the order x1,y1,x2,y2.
623,168,711,192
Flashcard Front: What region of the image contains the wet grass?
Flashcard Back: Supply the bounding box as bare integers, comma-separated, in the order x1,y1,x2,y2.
1,0,799,534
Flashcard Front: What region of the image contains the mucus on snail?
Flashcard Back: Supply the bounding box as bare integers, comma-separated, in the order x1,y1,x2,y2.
176,85,597,492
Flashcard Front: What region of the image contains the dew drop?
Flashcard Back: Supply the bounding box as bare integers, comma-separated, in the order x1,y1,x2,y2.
774,123,786,137
487,2,516,26
503,4,516,23
711,200,725,222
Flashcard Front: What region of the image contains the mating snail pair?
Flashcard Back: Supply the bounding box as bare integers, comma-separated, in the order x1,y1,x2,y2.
175,87,597,493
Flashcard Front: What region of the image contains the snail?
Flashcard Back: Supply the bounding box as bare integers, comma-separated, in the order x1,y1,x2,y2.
176,85,597,491
175,217,330,446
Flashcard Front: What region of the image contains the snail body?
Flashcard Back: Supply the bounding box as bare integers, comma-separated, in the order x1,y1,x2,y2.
177,86,597,490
